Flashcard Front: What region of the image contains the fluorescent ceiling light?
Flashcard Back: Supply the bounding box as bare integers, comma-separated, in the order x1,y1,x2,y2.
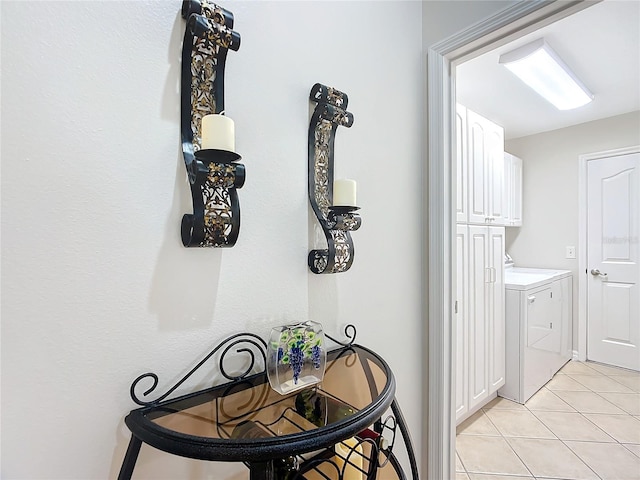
499,38,593,110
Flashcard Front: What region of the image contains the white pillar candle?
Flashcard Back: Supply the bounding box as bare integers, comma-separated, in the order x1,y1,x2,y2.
333,179,357,207
201,114,235,152
334,438,363,480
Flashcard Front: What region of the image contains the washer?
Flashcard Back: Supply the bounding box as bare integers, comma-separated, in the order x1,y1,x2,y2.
499,266,573,404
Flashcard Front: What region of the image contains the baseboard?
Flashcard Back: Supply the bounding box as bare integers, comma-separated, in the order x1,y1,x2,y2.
572,350,579,361
455,392,498,427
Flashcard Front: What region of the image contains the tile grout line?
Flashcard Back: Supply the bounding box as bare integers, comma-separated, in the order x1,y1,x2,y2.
564,371,637,399
562,367,640,437
527,387,618,445
478,406,537,479
586,360,640,377
549,372,633,416
456,361,640,479
623,443,640,461
589,369,640,444
510,361,607,479
528,386,574,412
532,361,640,478
530,367,607,479
456,406,534,478
587,366,640,463
525,402,604,480
507,399,602,480
456,446,468,476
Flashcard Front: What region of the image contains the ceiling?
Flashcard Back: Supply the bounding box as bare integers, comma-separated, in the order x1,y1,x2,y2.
456,0,640,140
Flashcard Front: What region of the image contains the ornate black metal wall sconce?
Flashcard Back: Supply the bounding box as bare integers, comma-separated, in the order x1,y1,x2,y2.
307,83,361,274
179,0,244,247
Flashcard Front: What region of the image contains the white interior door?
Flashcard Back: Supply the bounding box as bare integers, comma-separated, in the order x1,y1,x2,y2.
587,151,640,371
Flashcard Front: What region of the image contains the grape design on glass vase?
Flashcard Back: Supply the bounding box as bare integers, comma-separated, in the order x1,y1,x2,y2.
267,321,326,395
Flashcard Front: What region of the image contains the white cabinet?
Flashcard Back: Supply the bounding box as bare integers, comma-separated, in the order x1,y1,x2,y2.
466,109,506,225
455,104,508,423
455,225,505,422
504,153,523,226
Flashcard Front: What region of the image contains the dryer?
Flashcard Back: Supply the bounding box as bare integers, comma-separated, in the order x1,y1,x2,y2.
499,266,573,404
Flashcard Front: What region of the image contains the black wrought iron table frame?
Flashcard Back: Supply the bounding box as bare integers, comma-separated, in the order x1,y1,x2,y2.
118,329,419,480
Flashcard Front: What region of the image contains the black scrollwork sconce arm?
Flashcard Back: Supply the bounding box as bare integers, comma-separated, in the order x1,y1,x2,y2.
179,0,244,248
307,83,361,274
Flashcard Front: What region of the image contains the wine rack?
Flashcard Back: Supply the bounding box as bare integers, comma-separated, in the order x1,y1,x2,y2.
216,390,401,479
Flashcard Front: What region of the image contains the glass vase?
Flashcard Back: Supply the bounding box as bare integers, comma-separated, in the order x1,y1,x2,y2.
267,321,326,395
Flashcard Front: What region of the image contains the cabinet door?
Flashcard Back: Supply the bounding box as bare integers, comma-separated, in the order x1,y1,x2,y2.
488,227,505,392
504,153,523,227
511,155,523,226
468,225,489,409
467,111,488,224
467,109,505,225
487,123,506,225
455,225,469,421
456,105,468,223
503,153,513,226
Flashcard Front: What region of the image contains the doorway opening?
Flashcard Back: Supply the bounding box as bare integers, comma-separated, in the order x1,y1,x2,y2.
423,1,632,478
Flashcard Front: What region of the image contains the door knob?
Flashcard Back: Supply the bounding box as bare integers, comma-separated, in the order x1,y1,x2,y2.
590,269,607,277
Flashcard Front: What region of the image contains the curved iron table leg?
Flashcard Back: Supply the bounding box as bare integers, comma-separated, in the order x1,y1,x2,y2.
391,398,419,480
249,460,273,480
118,435,142,480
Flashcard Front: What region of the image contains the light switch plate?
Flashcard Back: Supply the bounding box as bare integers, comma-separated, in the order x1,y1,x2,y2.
566,246,576,259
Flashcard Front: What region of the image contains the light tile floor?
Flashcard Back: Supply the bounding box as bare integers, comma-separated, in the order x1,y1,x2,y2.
455,360,640,480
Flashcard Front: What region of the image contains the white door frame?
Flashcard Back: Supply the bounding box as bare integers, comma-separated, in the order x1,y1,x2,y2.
424,1,596,478
577,145,640,362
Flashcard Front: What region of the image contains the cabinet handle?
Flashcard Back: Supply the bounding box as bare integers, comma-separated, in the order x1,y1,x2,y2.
528,295,536,304
484,267,497,283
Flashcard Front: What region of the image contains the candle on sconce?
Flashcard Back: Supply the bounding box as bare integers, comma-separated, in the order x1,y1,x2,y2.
333,179,357,207
334,437,363,480
201,113,235,152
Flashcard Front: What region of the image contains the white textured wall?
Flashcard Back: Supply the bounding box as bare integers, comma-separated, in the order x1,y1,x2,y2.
422,0,518,46
505,111,640,348
0,1,423,478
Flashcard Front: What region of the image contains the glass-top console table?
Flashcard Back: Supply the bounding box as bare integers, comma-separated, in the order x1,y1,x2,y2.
118,328,419,479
